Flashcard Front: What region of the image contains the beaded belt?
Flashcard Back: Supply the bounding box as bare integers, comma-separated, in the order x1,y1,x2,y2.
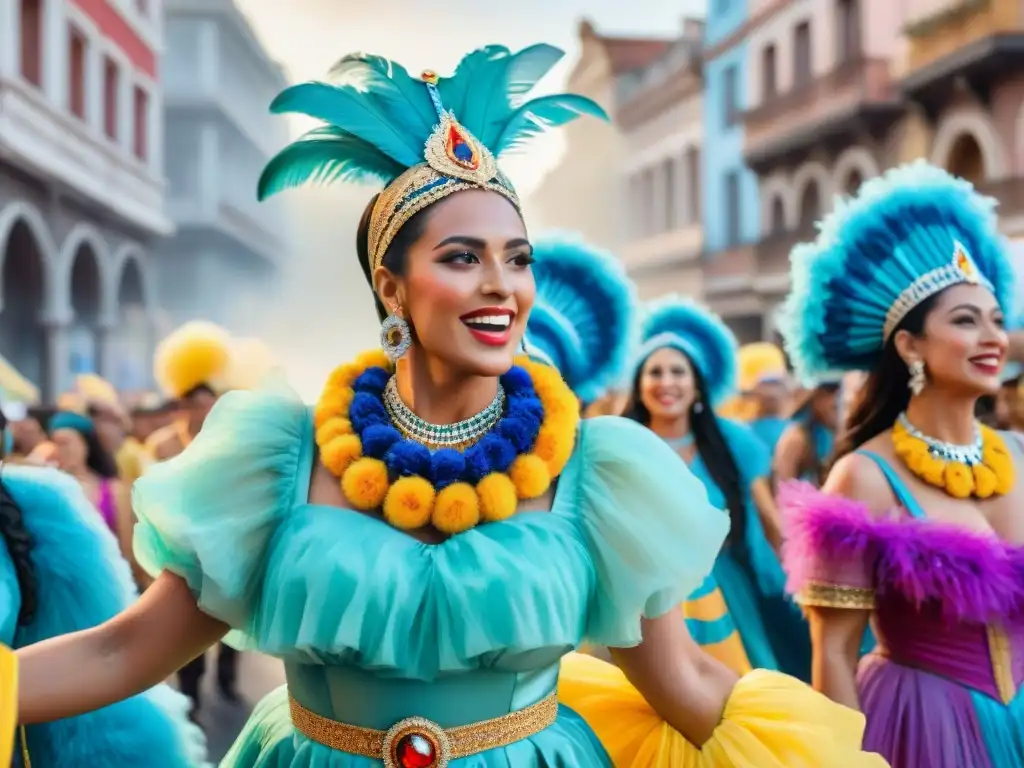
288,692,558,768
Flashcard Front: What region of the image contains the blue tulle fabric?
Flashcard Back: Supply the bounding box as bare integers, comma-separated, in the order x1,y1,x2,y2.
133,383,728,766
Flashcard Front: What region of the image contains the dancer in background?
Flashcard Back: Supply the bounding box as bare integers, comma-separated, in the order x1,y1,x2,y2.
772,379,840,488
8,43,882,768
620,298,804,676
523,233,751,676
780,161,1023,767
146,321,255,714
737,342,792,454
0,403,207,767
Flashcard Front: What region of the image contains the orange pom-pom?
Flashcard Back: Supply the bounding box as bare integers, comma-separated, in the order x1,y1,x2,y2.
973,464,998,498
432,482,480,534
321,434,363,477
341,458,389,510
383,476,435,529
944,463,973,499
326,363,360,391
477,473,518,522
356,349,391,370
532,421,577,476
509,454,551,499
314,387,354,429
316,417,353,446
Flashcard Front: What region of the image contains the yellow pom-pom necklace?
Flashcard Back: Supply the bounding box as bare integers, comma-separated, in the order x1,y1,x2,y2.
892,413,1015,499
314,350,580,535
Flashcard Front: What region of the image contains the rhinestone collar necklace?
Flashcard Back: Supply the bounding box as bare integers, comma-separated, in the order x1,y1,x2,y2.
383,376,505,450
896,412,983,465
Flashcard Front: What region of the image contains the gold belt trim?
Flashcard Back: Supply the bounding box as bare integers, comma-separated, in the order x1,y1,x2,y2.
288,692,558,768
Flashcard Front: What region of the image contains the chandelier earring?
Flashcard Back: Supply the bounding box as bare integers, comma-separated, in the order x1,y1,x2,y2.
380,305,412,362
907,359,926,396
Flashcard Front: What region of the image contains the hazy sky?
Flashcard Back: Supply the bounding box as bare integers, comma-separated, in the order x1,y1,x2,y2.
227,0,705,398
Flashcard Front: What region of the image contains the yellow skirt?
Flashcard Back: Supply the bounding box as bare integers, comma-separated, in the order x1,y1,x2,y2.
558,652,889,767
0,644,16,767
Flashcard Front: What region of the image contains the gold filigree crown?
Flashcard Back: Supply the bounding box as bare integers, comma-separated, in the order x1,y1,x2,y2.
883,241,993,340
367,70,520,272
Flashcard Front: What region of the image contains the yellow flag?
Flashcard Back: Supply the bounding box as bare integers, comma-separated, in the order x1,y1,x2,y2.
0,644,16,766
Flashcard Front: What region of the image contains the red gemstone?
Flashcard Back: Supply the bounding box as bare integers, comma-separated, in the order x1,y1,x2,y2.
445,125,478,169
396,733,436,768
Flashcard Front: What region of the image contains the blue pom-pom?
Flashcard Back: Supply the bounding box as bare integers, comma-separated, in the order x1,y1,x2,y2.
361,424,401,458
463,443,493,483
349,392,389,431
475,432,516,472
430,449,466,489
500,366,533,394
353,367,390,395
498,416,536,452
384,440,431,477
508,393,544,420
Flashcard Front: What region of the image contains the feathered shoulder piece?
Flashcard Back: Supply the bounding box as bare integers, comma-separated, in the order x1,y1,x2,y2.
258,45,607,271
525,231,636,403
633,296,739,407
780,160,1016,383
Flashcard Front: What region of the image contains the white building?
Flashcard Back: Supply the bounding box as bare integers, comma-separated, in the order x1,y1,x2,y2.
161,0,290,329
0,0,169,399
616,19,705,299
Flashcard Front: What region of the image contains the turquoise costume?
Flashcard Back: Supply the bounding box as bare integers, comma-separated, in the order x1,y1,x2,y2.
1,465,206,768
749,416,790,455
132,384,729,766
631,298,809,676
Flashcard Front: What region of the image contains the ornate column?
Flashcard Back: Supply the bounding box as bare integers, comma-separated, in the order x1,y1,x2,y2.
40,308,73,400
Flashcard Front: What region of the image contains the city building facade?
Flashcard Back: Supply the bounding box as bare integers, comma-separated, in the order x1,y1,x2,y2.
524,20,669,253
897,0,1024,240
160,0,290,330
742,0,904,335
616,19,705,299
0,0,169,398
700,0,763,343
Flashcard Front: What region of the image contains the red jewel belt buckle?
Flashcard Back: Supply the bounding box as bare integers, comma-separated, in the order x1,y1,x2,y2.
383,717,452,768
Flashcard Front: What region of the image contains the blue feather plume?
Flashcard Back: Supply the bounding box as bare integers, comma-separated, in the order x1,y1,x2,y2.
525,232,636,403
259,44,607,201
632,296,739,407
779,160,1016,384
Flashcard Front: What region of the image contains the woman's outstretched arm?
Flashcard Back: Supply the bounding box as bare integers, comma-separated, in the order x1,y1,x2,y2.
16,572,227,723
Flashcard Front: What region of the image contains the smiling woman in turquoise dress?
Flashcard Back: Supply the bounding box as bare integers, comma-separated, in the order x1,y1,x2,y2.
5,44,885,767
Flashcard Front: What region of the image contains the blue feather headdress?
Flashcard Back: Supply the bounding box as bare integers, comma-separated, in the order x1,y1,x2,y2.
781,160,1016,384
524,232,636,403
631,296,739,407
257,45,607,271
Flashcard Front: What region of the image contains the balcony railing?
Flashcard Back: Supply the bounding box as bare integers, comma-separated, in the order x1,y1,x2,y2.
744,57,895,136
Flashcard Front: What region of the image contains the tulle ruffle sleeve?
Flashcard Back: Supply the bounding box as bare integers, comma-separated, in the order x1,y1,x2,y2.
133,381,311,631
566,416,729,648
557,651,889,767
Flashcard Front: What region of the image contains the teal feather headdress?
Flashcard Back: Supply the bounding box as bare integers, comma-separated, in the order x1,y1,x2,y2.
524,232,637,403
780,160,1016,384
258,45,607,269
631,297,739,407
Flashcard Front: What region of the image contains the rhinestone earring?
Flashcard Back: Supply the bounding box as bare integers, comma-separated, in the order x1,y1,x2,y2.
693,400,705,414
908,359,926,396
380,307,412,362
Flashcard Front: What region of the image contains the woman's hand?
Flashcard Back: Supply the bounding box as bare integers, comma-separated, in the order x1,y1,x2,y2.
16,572,226,723
610,609,738,746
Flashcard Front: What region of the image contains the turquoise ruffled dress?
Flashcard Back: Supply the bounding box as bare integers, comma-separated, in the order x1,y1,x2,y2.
687,419,806,676
132,384,729,767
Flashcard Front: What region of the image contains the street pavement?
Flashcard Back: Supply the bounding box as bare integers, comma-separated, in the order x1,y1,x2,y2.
188,649,286,762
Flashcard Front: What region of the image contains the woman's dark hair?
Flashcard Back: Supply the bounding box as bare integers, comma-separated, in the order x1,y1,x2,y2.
356,193,433,323
833,293,941,463
50,418,120,480
623,354,746,547
0,409,38,625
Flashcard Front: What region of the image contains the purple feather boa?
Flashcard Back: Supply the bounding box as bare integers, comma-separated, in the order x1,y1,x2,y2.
779,481,1024,625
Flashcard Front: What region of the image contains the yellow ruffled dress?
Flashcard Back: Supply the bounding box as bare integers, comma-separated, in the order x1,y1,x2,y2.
558,652,890,767
0,644,16,766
